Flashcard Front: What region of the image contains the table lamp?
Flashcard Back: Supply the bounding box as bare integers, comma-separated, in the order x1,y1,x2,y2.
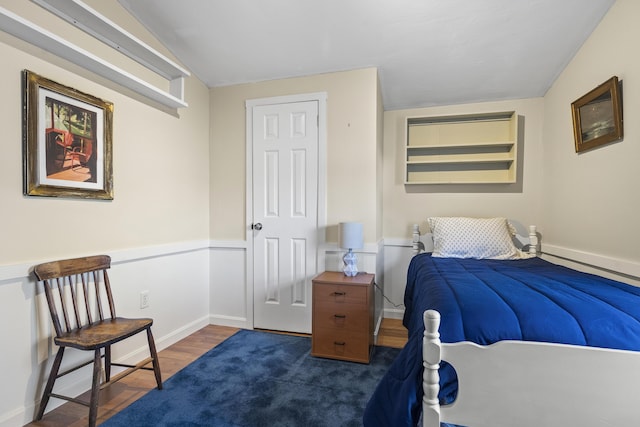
339,222,363,276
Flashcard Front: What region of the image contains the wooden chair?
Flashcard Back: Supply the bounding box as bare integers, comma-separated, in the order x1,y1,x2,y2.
33,255,162,427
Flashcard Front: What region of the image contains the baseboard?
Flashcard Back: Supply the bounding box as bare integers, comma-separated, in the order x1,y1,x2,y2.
0,406,28,427
374,310,384,338
209,314,250,329
155,316,211,351
23,315,211,424
384,308,405,320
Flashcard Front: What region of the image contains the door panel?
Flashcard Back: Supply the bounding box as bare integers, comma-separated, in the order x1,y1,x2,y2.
252,100,319,333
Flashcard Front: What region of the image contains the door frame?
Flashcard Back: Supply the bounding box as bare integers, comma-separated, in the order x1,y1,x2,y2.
245,92,327,330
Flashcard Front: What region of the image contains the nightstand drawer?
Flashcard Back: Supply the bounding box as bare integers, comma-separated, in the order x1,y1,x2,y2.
313,301,369,331
312,328,370,363
313,283,367,305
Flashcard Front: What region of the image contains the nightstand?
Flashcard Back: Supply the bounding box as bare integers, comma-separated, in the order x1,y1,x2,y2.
311,271,375,363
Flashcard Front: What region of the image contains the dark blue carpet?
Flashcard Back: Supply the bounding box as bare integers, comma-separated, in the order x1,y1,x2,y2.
102,329,400,427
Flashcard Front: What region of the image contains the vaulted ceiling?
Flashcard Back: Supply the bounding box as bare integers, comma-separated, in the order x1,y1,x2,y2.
118,0,615,110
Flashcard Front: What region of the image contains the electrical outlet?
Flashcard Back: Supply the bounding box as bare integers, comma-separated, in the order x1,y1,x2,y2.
140,290,150,309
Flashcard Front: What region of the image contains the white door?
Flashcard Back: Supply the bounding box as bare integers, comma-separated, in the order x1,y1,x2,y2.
252,100,319,333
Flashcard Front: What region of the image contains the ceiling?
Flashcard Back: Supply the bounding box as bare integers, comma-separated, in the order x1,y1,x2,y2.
118,0,615,110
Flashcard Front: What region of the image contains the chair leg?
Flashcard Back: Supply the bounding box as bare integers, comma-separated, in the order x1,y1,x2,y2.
104,345,111,382
88,349,102,427
146,328,163,389
35,347,65,421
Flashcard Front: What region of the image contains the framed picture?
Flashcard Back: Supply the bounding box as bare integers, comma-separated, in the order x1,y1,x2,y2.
571,76,623,153
23,70,114,199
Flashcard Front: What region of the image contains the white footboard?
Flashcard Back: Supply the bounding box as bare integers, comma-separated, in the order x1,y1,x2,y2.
423,309,640,427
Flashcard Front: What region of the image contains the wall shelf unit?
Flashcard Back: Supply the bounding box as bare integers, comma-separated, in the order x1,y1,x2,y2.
405,111,518,184
0,2,189,109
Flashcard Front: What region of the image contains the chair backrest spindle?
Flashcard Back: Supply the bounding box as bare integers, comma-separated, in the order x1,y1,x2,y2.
103,270,116,319
80,272,93,325
67,274,83,330
93,270,105,321
55,277,72,334
43,279,63,337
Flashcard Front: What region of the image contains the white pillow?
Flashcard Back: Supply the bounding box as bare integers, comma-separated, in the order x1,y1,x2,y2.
427,217,530,260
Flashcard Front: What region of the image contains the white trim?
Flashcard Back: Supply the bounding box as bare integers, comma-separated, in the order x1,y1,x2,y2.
0,6,187,109
209,240,248,250
245,102,255,330
374,311,383,339
0,262,32,281
109,240,209,264
380,238,640,279
3,309,211,426
384,308,405,320
245,92,328,330
381,237,413,248
118,315,210,365
543,243,640,279
209,314,250,329
0,406,24,427
0,239,210,283
320,241,382,254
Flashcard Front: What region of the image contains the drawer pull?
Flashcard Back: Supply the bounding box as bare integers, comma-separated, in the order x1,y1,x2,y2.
334,314,346,319
334,341,346,346
332,291,346,296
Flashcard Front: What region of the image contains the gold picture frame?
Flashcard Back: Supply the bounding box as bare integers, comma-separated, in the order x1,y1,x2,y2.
23,70,114,199
571,76,623,153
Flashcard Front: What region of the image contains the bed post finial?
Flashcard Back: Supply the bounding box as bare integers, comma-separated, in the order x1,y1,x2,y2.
423,310,441,427
528,225,538,256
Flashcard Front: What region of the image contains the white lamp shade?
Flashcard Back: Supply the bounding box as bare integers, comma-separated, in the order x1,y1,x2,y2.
339,222,363,250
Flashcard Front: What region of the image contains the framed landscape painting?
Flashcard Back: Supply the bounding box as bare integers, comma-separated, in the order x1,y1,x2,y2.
571,76,623,153
23,70,114,199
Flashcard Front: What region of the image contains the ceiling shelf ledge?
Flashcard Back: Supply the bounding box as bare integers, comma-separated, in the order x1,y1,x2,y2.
0,4,188,109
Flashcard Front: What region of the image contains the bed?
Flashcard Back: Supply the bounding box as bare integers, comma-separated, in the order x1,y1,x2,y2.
363,217,640,427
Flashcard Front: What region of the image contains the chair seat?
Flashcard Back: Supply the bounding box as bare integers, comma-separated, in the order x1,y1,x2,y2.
55,317,153,350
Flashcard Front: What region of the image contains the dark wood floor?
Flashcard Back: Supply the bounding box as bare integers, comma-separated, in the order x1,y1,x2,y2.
25,319,407,427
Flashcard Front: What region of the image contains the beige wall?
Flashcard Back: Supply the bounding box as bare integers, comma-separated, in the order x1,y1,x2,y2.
382,98,545,239
542,0,640,262
0,2,213,424
0,1,211,264
209,68,380,244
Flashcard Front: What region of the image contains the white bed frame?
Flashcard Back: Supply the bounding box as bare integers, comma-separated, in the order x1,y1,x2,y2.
411,224,640,427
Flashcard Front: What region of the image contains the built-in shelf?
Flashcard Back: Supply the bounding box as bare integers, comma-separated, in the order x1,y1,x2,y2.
31,0,190,81
405,111,518,185
0,3,188,109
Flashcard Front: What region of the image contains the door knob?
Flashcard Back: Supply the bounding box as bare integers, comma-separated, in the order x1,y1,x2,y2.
252,223,263,231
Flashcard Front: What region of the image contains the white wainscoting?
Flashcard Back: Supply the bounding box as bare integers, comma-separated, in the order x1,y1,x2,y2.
377,239,640,324
208,240,387,335
542,244,640,286
9,238,630,426
210,238,410,326
382,238,415,319
0,242,210,427
209,240,250,329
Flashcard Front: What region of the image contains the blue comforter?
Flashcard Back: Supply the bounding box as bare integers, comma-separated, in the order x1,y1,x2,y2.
363,254,640,427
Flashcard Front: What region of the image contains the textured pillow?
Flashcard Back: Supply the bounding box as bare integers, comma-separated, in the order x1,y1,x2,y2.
428,217,529,260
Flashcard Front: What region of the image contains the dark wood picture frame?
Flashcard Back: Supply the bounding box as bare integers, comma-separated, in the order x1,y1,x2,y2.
571,76,623,153
23,70,114,199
